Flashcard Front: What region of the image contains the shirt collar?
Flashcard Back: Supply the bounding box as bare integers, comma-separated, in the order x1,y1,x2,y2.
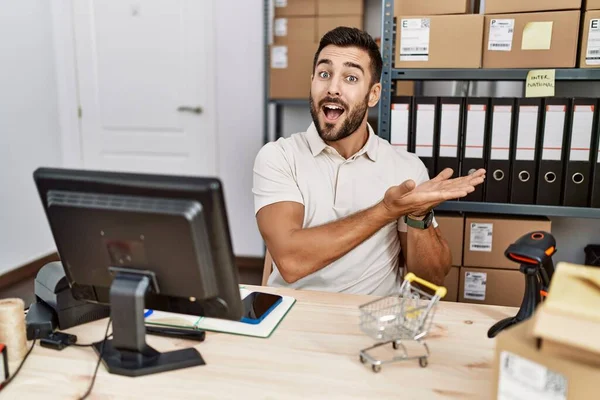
306,122,379,161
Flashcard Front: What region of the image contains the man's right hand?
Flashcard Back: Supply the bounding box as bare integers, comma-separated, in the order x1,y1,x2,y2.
381,168,486,219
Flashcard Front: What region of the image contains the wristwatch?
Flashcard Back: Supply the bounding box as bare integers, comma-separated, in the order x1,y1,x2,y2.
404,210,434,230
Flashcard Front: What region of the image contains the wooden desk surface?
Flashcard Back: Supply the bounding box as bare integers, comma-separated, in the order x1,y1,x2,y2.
5,285,515,399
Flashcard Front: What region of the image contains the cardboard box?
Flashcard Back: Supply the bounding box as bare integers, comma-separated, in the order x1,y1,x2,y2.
273,17,316,45
317,0,363,16
532,263,600,366
459,267,525,307
435,213,464,266
463,215,551,270
492,319,598,400
579,11,600,68
442,266,459,302
274,0,316,17
395,15,484,68
395,81,415,96
482,11,580,69
395,0,471,16
269,42,316,99
479,0,581,14
317,16,363,40
586,0,600,10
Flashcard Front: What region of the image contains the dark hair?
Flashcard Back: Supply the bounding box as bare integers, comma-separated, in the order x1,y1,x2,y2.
313,27,382,86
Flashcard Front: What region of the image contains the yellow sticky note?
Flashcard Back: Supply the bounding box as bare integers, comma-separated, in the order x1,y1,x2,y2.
522,21,553,50
525,69,555,97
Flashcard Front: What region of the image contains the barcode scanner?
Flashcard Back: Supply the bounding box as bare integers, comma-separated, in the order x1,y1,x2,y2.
487,231,557,339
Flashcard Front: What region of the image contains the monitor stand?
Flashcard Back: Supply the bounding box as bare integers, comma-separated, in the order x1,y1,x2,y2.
92,270,205,377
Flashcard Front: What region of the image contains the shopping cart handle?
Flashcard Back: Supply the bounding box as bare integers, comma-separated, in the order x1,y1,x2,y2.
404,272,447,299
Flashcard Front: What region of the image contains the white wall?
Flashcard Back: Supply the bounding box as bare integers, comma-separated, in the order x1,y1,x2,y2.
0,0,62,274
215,1,265,256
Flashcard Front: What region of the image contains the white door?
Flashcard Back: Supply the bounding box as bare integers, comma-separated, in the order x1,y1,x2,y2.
72,0,217,176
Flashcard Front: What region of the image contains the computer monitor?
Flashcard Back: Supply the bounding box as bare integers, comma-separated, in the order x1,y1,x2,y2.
33,167,244,377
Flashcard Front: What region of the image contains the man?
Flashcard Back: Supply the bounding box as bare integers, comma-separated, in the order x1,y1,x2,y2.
253,27,485,295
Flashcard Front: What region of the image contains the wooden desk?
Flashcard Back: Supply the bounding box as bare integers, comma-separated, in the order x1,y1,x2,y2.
5,285,515,399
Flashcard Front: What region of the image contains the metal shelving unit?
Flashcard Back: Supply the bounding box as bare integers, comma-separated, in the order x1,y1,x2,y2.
392,68,600,81
376,0,600,219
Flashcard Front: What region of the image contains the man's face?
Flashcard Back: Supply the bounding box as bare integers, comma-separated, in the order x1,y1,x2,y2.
309,45,380,142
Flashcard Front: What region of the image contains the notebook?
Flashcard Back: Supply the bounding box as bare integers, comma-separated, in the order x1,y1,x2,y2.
144,287,296,338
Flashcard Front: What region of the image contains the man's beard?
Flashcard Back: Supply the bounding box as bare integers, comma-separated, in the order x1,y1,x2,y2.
309,92,369,142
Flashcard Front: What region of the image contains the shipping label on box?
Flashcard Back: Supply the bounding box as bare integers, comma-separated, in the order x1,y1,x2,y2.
469,222,493,252
586,18,600,65
463,271,487,301
488,18,515,51
399,18,431,62
498,351,568,400
271,46,288,68
274,18,288,37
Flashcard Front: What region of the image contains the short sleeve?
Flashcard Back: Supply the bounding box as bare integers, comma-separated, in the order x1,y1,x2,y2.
397,155,438,232
252,142,304,214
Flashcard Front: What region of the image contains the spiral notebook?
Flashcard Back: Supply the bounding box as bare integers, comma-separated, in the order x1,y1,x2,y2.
144,288,296,338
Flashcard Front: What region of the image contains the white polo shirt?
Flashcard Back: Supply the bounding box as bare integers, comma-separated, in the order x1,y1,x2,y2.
252,122,434,295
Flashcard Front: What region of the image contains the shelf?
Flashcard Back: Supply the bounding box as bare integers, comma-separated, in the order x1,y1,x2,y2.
393,68,600,81
435,201,600,219
269,99,309,106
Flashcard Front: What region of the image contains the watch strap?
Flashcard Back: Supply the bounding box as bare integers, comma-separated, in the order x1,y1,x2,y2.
404,210,434,230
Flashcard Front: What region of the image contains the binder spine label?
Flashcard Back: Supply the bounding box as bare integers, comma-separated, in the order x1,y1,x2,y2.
488,19,514,51
516,106,539,161
570,105,594,161
465,104,486,159
542,105,566,161
439,104,460,158
464,271,487,300
400,18,430,61
586,19,600,66
491,106,512,160
391,103,410,151
415,104,435,157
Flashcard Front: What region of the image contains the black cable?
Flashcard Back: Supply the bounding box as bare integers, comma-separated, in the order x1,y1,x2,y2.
71,333,113,347
0,338,37,391
79,317,112,400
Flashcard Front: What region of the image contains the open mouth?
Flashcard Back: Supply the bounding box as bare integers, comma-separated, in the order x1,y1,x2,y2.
322,103,345,122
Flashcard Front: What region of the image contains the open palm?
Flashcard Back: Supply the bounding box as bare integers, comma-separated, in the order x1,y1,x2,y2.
383,168,486,218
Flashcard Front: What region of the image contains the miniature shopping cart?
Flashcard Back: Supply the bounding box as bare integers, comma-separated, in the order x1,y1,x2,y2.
358,273,447,373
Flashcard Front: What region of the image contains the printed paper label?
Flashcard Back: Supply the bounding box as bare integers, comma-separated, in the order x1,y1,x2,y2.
400,18,430,61
391,103,410,151
464,271,487,301
498,352,567,400
465,104,486,159
470,223,492,252
274,18,287,37
488,19,515,51
542,105,566,161
275,0,287,7
271,46,288,69
516,106,539,161
586,19,600,65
